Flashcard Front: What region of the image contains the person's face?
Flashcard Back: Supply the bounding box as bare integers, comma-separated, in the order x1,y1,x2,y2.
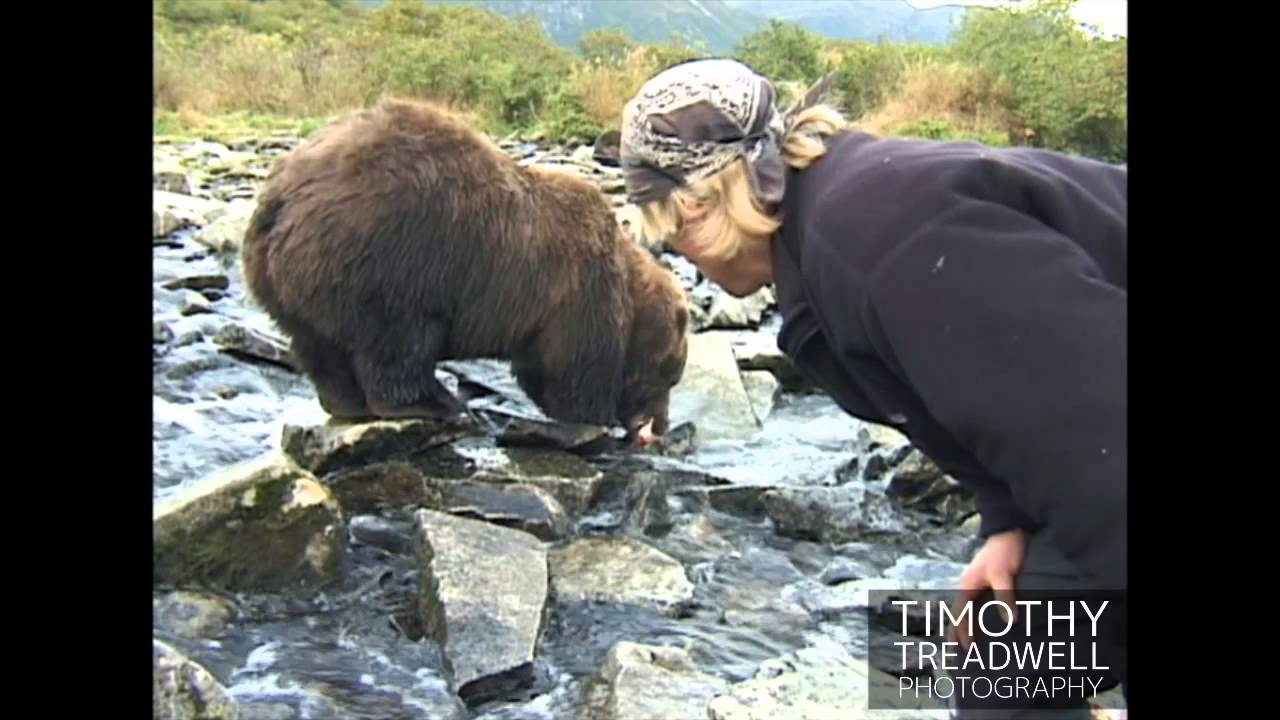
669,197,772,297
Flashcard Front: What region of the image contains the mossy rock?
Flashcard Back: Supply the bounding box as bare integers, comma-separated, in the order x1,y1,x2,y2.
153,452,344,593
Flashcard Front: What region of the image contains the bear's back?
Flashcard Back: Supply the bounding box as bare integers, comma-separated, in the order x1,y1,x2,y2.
272,98,524,196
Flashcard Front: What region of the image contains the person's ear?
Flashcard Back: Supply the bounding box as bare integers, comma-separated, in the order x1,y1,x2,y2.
674,193,707,222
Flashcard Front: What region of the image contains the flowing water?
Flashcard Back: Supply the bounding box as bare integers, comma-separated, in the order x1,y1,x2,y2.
153,141,987,720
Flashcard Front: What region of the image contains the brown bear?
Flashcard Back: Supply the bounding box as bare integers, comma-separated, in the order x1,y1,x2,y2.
240,98,688,443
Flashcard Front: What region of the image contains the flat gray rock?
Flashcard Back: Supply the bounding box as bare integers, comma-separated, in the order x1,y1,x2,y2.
442,479,571,541
667,331,761,443
281,416,479,476
414,509,548,707
763,484,917,544
549,536,693,612
458,445,604,516
582,641,730,720
707,637,946,719
212,324,296,371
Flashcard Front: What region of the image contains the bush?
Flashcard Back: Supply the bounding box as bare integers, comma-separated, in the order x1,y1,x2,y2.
856,60,1021,144
152,0,1124,162
535,88,604,146
829,40,945,120
891,117,1010,146
948,0,1126,161
734,19,824,85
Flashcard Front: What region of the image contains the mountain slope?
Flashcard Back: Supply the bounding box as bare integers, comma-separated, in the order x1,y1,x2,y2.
723,0,965,44
437,0,766,53
359,1,967,50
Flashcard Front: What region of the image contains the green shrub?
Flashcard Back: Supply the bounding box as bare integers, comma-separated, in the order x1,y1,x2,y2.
948,0,1126,161
829,40,945,119
152,0,1125,163
734,19,824,85
892,117,1010,146
535,88,604,146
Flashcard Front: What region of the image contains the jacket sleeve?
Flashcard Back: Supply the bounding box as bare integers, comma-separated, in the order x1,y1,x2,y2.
861,198,1127,591
902,424,1039,539
972,485,1038,538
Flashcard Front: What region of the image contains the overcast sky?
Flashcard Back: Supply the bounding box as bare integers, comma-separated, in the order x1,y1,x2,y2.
906,0,1128,37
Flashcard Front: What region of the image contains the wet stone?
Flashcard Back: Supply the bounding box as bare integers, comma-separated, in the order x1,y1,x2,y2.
321,461,443,516
414,509,548,707
589,454,732,511
741,370,780,424
441,479,571,541
729,334,812,392
704,286,774,330
154,639,240,720
704,485,772,519
857,422,912,454
153,590,237,639
496,416,613,455
155,321,175,345
180,290,214,316
153,452,343,593
861,453,891,481
582,641,730,720
885,450,976,524
549,536,694,613
281,416,480,477
706,637,945,719
762,483,919,544
212,324,296,371
818,556,882,586
666,331,762,443
889,449,945,486
163,274,231,293
348,514,416,555
621,473,674,537
464,446,604,516
155,160,192,195
883,554,967,588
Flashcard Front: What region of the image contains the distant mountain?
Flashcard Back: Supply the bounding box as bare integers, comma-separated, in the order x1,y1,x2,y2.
433,0,765,53
723,1,966,45
360,1,968,51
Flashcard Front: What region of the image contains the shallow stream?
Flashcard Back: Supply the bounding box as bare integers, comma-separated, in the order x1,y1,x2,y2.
152,138,1032,719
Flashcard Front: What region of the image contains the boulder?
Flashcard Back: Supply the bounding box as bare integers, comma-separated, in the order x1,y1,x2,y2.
281,416,479,477
153,452,343,592
154,639,240,720
581,641,729,720
549,536,694,613
667,331,761,443
414,509,549,707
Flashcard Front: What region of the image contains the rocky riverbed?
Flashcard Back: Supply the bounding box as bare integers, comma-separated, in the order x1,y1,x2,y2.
152,131,1126,719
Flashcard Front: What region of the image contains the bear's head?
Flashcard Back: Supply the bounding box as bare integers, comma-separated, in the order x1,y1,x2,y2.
618,254,690,444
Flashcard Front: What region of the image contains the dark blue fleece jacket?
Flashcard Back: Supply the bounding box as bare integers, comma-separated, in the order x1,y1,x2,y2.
771,129,1127,590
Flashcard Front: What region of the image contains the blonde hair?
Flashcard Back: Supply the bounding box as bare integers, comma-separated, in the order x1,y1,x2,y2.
637,103,847,261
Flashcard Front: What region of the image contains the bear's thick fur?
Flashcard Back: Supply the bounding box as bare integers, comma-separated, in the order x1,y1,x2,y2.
240,98,688,438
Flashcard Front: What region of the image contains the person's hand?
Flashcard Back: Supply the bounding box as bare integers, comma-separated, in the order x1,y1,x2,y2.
950,528,1027,650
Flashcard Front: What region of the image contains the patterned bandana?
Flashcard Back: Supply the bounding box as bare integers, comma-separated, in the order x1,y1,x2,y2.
620,57,834,207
